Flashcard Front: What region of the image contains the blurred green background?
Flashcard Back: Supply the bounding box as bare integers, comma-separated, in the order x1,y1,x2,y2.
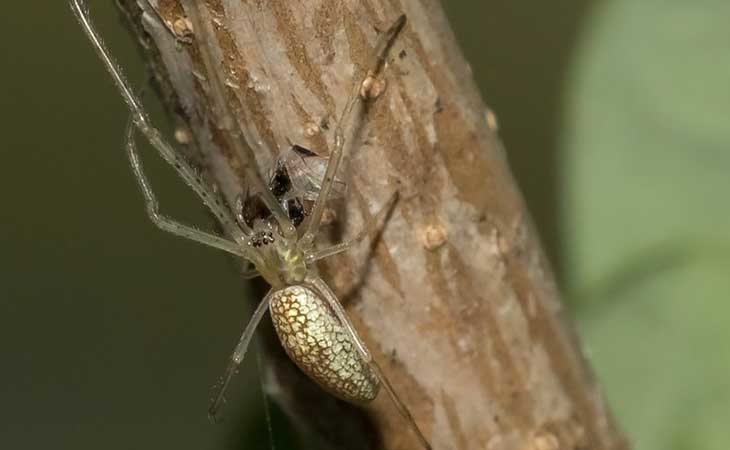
1,1,728,449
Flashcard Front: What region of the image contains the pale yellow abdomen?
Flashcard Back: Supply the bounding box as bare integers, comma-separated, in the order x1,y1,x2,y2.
269,285,380,403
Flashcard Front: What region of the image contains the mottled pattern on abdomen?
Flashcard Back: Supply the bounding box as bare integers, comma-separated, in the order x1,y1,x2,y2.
269,285,380,403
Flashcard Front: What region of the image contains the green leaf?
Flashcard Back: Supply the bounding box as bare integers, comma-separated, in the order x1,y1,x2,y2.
560,1,730,449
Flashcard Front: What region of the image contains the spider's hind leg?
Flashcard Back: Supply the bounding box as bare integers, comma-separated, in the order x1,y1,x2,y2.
208,290,272,420
306,275,432,450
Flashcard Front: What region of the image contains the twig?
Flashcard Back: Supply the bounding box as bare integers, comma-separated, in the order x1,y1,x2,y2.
116,1,629,449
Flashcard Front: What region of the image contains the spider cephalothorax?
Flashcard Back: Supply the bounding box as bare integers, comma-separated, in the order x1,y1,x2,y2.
245,216,307,287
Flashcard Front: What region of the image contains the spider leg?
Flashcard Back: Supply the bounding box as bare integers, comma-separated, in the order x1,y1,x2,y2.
305,191,399,263
306,275,371,360
300,15,406,247
124,118,246,257
180,0,296,239
306,275,432,450
209,290,272,421
70,0,250,244
241,264,261,280
369,360,433,450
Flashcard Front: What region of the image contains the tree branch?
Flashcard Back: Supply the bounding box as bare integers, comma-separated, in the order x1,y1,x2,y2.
117,1,629,449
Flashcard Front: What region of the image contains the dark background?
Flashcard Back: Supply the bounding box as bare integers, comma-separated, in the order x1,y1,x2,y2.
2,2,727,450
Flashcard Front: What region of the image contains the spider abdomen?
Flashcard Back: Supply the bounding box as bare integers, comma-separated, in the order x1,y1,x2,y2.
269,285,380,403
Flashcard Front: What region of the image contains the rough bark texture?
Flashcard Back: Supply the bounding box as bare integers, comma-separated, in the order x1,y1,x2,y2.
116,1,629,449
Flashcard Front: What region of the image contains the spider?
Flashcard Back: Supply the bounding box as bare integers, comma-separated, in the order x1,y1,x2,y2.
70,1,432,449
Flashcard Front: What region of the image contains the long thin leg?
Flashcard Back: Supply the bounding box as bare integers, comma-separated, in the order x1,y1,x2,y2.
306,275,432,450
180,0,296,239
255,340,277,450
306,275,371,360
241,265,261,280
125,118,247,257
300,15,406,247
305,191,399,263
369,360,432,450
209,290,273,421
69,0,250,244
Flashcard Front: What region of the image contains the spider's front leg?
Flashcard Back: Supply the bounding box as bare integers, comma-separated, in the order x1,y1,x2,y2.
124,118,246,257
300,15,407,248
70,0,250,245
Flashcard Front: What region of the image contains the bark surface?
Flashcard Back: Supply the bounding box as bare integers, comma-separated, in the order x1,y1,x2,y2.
117,1,629,449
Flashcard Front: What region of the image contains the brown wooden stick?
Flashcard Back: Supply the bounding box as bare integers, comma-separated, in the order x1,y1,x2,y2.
117,1,629,449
